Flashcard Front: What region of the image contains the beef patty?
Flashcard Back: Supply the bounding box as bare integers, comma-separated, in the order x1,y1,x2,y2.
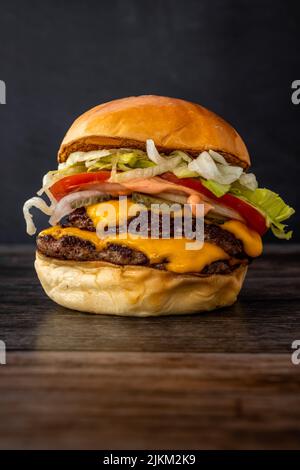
37,234,246,275
37,208,249,275
64,208,245,258
37,235,148,265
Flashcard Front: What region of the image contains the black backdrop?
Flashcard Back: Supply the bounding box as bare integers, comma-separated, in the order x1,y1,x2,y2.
0,0,299,243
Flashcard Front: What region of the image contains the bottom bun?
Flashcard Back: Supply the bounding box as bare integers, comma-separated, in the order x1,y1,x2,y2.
35,252,247,317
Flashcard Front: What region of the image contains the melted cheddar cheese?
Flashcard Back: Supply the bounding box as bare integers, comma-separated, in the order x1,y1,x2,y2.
86,200,263,259
39,226,229,274
87,199,144,228
222,220,263,257
39,200,263,274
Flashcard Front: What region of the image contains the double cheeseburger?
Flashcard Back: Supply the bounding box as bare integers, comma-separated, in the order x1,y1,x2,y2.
23,95,294,316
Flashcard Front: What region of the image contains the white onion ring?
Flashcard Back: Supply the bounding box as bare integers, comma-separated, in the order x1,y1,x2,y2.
210,204,244,222
49,190,108,226
23,197,54,235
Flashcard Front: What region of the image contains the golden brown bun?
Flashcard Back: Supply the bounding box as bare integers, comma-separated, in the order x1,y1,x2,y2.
58,95,250,168
35,252,247,317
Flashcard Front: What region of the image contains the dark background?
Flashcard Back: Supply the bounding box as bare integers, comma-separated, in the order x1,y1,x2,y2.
0,0,299,243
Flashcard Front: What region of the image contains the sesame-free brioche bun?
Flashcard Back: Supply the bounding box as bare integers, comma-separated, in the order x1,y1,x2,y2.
58,95,250,168
35,252,247,317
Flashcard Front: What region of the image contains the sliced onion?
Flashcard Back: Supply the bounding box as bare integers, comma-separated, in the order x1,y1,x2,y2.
37,171,59,195
209,202,245,222
70,181,131,195
23,197,54,235
36,186,57,211
49,190,109,226
156,192,188,205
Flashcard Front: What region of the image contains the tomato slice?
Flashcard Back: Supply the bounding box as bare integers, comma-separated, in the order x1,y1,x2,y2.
49,171,111,201
49,170,268,235
161,173,268,235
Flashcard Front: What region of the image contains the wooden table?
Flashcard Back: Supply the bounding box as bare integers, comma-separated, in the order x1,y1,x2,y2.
0,244,300,449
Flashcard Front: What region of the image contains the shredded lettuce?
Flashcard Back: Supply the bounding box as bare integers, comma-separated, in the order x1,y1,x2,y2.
146,139,167,164
58,150,111,170
188,150,243,184
170,150,193,163
230,183,295,239
239,172,258,191
57,150,156,175
172,164,198,178
58,163,87,175
110,156,181,182
208,149,229,165
37,146,295,241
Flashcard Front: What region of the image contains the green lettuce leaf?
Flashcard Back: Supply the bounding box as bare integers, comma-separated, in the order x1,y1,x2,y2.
201,179,230,197
85,151,155,172
230,183,295,239
55,163,87,176
172,164,198,178
46,147,295,242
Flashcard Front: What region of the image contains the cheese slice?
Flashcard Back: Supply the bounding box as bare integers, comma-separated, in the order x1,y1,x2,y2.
39,226,229,274
222,220,263,257
87,199,144,228
86,200,263,259
39,200,262,274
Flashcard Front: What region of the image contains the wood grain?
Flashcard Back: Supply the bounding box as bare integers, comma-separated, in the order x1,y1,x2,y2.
0,352,300,450
0,245,299,353
0,245,300,449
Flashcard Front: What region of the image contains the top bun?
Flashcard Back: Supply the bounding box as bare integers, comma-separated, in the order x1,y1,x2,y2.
58,95,250,168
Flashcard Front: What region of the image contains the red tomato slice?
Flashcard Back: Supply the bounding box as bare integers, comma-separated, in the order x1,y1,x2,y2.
49,171,111,201
161,173,268,235
49,170,268,235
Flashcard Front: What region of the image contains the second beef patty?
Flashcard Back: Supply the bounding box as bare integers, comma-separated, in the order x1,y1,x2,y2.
37,208,249,275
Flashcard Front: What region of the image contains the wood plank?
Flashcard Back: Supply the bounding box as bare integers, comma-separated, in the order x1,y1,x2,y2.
0,352,299,450
0,246,300,449
0,299,299,353
0,245,299,353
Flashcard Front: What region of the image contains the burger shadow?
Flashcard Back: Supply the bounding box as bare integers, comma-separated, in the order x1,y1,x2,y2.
28,298,251,354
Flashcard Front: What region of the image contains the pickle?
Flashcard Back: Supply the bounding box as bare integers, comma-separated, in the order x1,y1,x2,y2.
71,194,112,209
132,192,182,208
205,212,228,224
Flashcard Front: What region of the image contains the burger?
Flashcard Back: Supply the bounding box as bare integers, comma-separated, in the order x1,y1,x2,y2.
23,95,294,316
